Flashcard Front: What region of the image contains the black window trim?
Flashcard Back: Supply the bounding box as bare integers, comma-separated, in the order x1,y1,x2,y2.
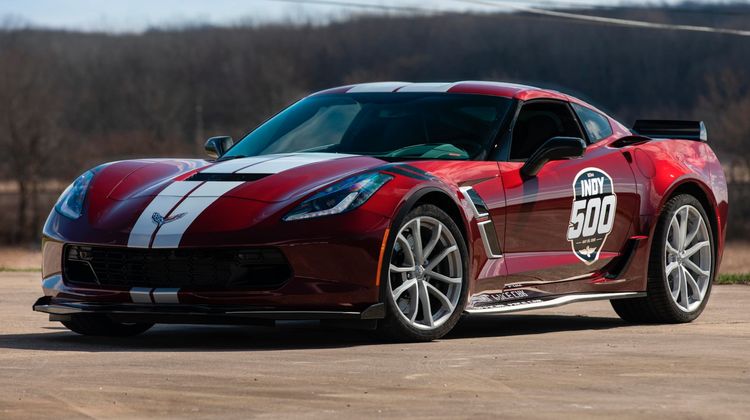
491,98,590,162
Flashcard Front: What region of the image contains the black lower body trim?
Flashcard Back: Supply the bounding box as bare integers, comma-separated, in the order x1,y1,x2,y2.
33,297,385,325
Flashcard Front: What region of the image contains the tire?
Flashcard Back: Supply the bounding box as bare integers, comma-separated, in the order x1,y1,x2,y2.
62,314,154,337
611,194,714,323
377,204,469,342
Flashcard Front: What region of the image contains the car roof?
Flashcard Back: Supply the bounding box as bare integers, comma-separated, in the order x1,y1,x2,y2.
311,81,572,102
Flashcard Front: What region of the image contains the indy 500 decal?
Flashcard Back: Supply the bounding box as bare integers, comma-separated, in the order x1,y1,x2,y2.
566,167,617,265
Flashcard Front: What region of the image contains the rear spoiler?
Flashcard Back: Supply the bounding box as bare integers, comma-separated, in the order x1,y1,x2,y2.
632,120,707,142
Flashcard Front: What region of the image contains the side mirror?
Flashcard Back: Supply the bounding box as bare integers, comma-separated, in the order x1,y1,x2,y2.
204,136,234,159
521,137,586,177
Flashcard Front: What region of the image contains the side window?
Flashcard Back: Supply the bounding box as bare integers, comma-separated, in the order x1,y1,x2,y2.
571,103,613,142
509,101,585,161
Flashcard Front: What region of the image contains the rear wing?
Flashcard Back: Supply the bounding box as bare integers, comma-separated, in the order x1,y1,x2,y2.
632,120,708,142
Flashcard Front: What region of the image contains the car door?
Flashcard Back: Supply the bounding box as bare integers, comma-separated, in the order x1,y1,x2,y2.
497,99,639,293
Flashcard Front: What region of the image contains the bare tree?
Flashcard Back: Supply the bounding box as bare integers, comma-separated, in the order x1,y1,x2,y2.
0,32,63,242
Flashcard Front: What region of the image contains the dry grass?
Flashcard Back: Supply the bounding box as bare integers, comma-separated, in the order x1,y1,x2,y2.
0,247,41,271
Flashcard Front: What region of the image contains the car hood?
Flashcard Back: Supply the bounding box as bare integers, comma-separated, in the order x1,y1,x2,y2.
103,153,385,203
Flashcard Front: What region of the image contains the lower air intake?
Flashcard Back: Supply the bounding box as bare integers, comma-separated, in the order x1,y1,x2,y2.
63,245,291,290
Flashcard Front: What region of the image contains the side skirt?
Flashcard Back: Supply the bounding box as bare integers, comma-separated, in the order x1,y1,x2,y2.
464,292,646,315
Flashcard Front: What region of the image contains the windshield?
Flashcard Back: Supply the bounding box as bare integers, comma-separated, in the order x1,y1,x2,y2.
223,93,512,161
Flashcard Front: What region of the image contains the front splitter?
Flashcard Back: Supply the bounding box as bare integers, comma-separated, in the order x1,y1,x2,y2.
33,296,385,325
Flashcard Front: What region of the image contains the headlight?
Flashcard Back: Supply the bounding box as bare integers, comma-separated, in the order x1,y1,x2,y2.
55,171,94,219
283,172,393,221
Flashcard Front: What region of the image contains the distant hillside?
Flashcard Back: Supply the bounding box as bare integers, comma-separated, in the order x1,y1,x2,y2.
0,3,748,242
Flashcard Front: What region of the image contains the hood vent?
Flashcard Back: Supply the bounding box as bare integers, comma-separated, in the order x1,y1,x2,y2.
187,172,271,182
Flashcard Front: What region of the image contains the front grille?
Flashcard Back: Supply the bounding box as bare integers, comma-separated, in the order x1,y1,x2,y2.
63,245,291,290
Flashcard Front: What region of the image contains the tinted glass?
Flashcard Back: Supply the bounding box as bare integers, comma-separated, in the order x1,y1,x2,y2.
510,101,585,161
571,103,613,142
224,93,512,161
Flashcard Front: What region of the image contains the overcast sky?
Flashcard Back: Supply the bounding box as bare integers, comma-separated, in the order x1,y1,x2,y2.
0,0,727,32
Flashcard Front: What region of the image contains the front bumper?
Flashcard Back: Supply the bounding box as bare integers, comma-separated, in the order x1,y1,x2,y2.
39,206,392,313
33,296,385,324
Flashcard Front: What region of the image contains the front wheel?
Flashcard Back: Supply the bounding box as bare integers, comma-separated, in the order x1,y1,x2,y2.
612,194,714,323
377,204,469,342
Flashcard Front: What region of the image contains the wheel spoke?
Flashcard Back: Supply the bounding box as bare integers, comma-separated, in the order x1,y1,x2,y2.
670,271,681,300
683,267,701,299
425,270,462,284
665,262,680,277
422,224,442,260
410,218,424,264
418,280,433,327
679,207,689,250
666,242,679,255
425,282,454,312
684,214,703,246
679,268,689,308
390,264,415,273
670,217,682,250
683,259,709,278
408,283,419,322
425,245,458,271
392,279,417,300
397,234,416,266
684,241,709,258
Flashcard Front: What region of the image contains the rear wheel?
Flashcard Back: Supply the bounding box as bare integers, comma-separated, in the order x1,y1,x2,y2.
377,205,468,342
611,194,714,323
62,314,154,337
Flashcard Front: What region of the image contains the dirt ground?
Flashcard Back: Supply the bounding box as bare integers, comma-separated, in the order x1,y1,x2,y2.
1,272,748,419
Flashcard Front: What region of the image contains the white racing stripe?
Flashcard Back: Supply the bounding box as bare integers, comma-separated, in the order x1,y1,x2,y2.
236,153,351,174
151,181,244,248
127,181,203,248
396,82,455,92
130,287,153,303
152,288,180,303
200,155,281,174
347,82,409,93
128,153,350,249
458,80,536,90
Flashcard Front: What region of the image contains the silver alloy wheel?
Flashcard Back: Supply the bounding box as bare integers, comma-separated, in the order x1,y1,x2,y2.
665,204,712,313
388,216,462,330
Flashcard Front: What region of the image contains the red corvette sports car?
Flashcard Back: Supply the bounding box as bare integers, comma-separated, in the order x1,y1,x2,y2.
34,81,727,341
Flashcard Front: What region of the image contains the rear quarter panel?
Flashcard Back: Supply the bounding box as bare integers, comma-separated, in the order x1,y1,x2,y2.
627,139,728,275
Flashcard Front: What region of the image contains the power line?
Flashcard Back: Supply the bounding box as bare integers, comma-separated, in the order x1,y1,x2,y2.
267,0,429,13
268,0,750,37
457,0,750,37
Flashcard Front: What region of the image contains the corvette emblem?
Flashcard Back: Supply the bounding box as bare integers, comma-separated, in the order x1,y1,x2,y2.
152,212,186,228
